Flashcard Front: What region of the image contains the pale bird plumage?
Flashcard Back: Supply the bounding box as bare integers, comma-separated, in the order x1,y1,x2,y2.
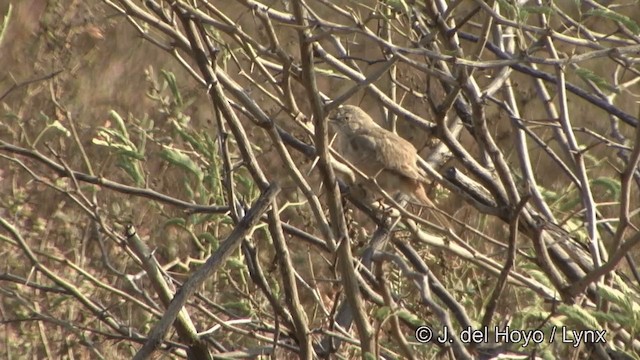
328,105,435,208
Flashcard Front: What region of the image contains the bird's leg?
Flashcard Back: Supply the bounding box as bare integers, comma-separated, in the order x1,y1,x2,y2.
374,195,403,218
340,187,349,209
360,176,390,213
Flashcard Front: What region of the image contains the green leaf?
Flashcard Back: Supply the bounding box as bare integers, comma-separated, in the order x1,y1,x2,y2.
311,67,352,80
184,180,195,200
586,8,640,34
374,306,391,320
160,147,203,181
575,68,617,94
92,128,144,160
363,352,377,360
495,0,516,17
226,258,245,270
521,5,553,15
109,110,129,138
164,218,187,228
382,0,411,15
558,191,582,213
0,4,12,46
161,70,183,108
591,177,621,200
222,301,252,316
173,122,208,155
117,148,145,161
198,232,218,250
598,284,640,315
558,304,602,330
116,158,145,186
397,310,423,327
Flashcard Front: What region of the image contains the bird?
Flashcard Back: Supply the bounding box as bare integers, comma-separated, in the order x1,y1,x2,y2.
328,104,437,209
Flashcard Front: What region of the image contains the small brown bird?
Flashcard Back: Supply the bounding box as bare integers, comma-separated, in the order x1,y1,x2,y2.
328,105,436,208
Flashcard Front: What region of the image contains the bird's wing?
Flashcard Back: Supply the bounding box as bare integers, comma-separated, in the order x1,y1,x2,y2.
351,128,424,181
344,131,385,173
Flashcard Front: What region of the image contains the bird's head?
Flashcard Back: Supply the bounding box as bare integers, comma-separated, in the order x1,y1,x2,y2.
328,105,377,133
